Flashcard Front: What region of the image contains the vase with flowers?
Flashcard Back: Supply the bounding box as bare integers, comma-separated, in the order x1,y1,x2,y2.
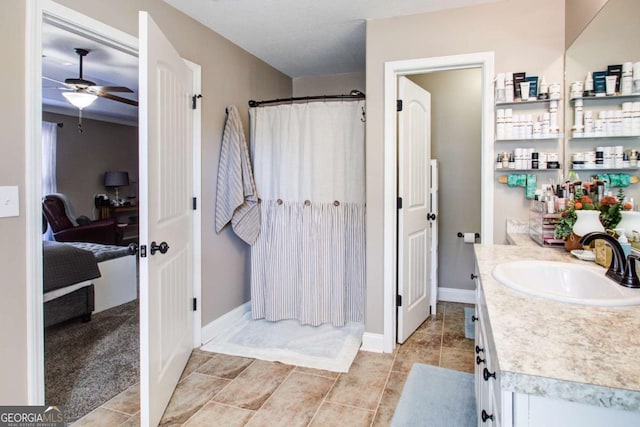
554,187,629,251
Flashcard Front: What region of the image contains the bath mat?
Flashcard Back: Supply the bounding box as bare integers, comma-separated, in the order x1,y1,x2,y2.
200,311,364,372
390,364,477,427
464,307,476,340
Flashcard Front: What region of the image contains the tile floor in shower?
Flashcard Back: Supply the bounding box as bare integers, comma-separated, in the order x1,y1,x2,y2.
73,301,474,426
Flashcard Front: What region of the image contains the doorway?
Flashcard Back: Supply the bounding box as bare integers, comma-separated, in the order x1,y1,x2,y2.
382,53,495,353
36,3,141,422
26,2,203,421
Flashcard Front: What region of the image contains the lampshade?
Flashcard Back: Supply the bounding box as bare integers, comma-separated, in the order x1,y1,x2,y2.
104,171,130,188
62,91,97,109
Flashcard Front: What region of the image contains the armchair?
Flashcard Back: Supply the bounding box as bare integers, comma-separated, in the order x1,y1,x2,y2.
42,193,123,245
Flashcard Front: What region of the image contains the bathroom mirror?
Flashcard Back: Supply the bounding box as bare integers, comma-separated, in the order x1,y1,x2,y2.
564,0,640,203
565,0,640,89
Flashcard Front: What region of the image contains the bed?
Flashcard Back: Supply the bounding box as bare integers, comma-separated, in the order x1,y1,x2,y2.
65,242,137,313
43,241,137,327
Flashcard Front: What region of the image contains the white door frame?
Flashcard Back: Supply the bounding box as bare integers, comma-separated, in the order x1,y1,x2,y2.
382,52,494,353
25,0,202,403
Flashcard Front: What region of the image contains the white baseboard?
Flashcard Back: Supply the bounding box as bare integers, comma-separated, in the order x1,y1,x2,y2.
360,332,385,353
438,287,476,304
200,301,251,345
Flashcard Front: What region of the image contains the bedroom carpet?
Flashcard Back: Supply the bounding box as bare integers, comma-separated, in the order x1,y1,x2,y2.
45,299,139,423
200,311,365,372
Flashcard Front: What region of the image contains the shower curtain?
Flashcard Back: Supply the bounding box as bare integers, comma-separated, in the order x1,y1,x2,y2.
250,100,365,327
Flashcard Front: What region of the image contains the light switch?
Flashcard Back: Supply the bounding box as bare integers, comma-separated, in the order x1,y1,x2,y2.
0,186,19,218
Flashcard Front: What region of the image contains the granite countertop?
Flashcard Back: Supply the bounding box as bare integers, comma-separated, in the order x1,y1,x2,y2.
475,225,640,411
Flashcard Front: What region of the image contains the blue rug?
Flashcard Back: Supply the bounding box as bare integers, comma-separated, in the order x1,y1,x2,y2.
390,364,477,427
464,307,475,340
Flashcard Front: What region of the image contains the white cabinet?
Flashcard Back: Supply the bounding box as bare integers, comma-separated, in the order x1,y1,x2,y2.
475,270,640,427
474,268,504,427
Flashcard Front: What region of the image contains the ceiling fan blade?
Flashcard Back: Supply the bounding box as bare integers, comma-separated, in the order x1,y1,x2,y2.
91,86,134,93
42,76,75,89
96,92,139,107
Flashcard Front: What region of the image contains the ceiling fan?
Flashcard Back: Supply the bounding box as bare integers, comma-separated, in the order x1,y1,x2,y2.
44,48,138,107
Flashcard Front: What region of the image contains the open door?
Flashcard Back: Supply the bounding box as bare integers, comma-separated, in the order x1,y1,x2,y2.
139,11,195,426
397,76,432,344
429,159,439,315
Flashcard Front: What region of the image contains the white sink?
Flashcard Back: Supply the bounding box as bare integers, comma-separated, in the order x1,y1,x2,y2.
492,260,640,306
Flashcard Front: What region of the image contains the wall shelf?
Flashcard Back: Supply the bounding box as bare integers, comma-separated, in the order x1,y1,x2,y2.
496,99,557,107
570,167,640,171
570,135,640,140
570,94,640,106
496,168,561,172
496,135,562,143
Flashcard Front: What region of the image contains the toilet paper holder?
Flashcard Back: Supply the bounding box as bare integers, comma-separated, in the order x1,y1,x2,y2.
457,232,480,239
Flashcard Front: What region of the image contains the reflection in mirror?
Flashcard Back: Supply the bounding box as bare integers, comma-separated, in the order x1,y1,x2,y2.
564,0,640,212
566,0,640,87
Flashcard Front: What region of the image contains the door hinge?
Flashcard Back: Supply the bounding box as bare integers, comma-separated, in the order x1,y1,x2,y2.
397,99,403,112
192,197,197,210
140,245,147,258
193,298,197,311
396,295,402,307
192,94,202,109
397,197,403,209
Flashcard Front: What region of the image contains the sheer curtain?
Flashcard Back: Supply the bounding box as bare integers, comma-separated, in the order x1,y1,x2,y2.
249,101,365,327
42,121,57,240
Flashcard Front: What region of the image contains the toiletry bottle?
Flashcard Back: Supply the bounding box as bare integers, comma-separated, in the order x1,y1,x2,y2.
505,73,514,102
538,76,548,100
618,231,632,258
584,72,594,97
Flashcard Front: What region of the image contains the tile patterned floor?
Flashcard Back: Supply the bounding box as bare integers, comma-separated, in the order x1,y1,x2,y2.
72,302,474,426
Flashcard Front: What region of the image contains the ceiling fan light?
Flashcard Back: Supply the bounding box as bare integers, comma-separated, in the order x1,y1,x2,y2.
62,91,97,109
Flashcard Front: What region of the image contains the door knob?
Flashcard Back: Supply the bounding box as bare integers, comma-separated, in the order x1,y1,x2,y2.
481,410,494,422
127,242,139,255
427,213,436,220
150,241,170,255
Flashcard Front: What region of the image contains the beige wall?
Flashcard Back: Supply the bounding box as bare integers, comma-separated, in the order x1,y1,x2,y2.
1,0,290,402
51,0,292,324
292,72,365,97
365,0,565,333
43,112,138,217
409,69,482,291
565,0,608,49
0,0,28,405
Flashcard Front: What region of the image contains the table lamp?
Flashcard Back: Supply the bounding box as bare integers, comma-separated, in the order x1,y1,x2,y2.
104,171,129,206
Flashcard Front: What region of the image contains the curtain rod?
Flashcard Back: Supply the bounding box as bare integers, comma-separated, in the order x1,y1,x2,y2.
249,90,365,108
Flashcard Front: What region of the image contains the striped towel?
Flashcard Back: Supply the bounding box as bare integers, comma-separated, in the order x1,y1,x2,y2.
215,105,260,244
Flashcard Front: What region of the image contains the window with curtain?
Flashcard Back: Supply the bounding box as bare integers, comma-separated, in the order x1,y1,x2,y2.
42,121,57,240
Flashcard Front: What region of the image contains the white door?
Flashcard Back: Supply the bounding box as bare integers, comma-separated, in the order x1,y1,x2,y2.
139,11,194,426
429,159,439,315
397,76,432,343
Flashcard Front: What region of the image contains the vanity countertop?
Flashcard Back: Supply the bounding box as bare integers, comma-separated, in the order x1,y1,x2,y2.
474,235,640,411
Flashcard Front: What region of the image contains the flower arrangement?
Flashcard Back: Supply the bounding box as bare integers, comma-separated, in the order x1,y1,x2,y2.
554,187,630,240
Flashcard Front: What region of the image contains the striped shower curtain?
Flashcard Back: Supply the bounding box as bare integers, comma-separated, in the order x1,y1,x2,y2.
249,100,365,326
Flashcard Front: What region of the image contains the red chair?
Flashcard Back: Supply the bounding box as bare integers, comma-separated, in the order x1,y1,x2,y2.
42,194,123,245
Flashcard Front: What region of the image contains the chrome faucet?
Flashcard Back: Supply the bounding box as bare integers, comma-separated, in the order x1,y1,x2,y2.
579,232,640,288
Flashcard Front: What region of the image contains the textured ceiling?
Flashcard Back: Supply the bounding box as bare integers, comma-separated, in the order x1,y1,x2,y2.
42,0,499,123
163,0,500,78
